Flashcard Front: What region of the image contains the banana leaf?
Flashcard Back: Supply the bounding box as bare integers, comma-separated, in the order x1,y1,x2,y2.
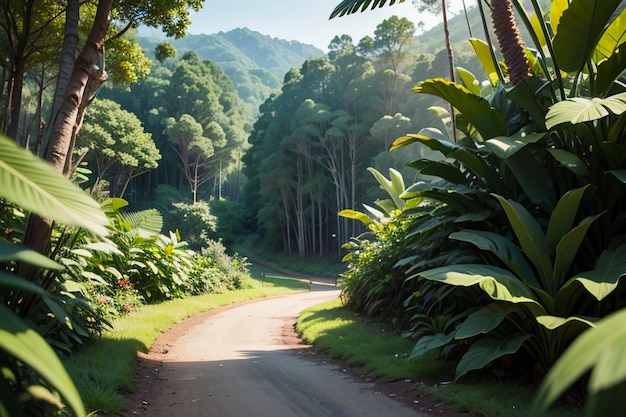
418,264,546,316
0,304,85,417
414,78,509,140
455,333,529,380
552,0,623,73
532,308,626,417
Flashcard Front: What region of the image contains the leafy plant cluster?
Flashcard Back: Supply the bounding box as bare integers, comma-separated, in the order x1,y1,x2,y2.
339,0,626,413
0,135,253,416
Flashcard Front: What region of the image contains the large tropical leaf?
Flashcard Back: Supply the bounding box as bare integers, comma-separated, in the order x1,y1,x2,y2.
0,135,108,235
552,213,603,287
414,78,509,140
552,0,623,73
392,129,485,177
339,209,372,225
546,185,590,253
330,0,405,18
456,67,481,96
409,332,454,359
367,167,405,210
532,308,626,417
455,333,528,380
454,304,513,340
418,264,545,315
120,208,163,237
504,149,556,212
546,93,626,128
492,195,554,292
0,237,62,270
450,230,538,287
469,38,500,87
407,160,469,185
546,148,590,176
549,0,569,31
559,244,626,303
593,7,626,62
0,304,85,417
506,77,550,129
484,128,546,160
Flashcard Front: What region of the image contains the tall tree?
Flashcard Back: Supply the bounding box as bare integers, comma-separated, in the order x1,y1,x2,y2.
0,0,65,143
21,0,202,268
163,114,218,203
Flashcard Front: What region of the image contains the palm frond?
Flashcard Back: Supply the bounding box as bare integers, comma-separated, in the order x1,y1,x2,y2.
330,0,406,19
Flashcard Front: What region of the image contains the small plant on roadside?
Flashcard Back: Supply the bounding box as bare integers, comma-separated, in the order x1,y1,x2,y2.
186,240,252,294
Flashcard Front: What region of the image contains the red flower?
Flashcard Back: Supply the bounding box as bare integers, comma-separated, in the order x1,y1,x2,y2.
98,297,107,305
123,304,132,312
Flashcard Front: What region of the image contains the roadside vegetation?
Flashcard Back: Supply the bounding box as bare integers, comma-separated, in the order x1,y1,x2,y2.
297,299,581,417
333,1,626,417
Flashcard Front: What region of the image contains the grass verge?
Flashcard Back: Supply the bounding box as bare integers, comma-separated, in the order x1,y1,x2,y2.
296,299,582,417
64,276,308,415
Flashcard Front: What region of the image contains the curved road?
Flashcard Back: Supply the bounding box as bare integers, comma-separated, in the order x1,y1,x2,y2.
129,283,425,417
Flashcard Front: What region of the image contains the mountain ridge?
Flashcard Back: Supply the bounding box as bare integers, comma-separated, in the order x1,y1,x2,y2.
138,27,324,119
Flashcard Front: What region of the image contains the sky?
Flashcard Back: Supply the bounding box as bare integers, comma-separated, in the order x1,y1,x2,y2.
186,1,465,51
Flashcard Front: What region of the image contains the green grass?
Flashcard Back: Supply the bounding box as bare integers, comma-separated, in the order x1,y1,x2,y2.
64,276,308,415
296,299,583,417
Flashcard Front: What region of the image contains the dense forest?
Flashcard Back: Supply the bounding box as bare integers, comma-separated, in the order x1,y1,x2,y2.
2,2,488,259
99,9,489,258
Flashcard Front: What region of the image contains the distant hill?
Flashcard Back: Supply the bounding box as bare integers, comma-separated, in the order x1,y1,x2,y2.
139,28,325,119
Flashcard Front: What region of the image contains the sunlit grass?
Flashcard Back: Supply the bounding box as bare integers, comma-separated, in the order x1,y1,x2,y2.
297,300,583,417
297,299,450,381
65,276,307,415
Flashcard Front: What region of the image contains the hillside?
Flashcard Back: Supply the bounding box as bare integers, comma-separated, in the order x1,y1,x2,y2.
139,28,325,118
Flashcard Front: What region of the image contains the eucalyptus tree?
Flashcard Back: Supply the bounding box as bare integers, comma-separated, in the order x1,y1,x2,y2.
163,114,220,204
0,0,65,142
166,51,247,195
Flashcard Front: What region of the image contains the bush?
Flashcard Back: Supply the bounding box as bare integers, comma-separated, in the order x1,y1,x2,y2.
187,240,252,294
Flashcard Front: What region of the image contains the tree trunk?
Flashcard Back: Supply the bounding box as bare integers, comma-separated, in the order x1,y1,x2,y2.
40,0,80,157
5,0,35,144
21,0,112,265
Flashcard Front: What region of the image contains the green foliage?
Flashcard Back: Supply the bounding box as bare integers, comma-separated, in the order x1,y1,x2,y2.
330,0,407,18
338,0,626,399
154,42,176,63
79,98,161,197
0,136,108,235
209,197,250,246
533,308,626,417
170,200,218,249
0,134,101,417
186,241,252,294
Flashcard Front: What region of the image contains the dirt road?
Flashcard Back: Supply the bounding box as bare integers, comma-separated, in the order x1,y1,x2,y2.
126,283,429,417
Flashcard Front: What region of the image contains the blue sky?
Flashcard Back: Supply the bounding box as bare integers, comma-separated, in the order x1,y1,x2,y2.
187,1,465,51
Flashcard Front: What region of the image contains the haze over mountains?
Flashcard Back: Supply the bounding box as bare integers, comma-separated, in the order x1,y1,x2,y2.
139,28,324,117
137,5,496,118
